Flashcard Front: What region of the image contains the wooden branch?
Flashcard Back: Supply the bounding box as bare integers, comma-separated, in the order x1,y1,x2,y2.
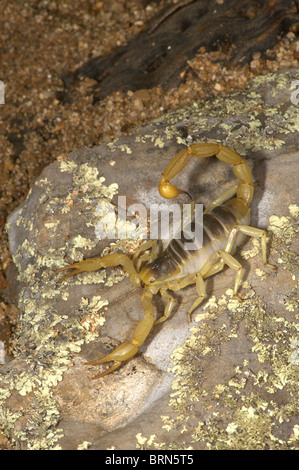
61,0,299,102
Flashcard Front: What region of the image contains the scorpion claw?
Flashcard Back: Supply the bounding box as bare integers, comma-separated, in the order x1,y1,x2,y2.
265,263,277,271
90,361,122,380
54,258,105,282
85,342,139,379
55,268,82,282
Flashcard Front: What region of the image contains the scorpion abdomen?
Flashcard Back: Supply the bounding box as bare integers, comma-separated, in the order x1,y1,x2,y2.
166,202,250,278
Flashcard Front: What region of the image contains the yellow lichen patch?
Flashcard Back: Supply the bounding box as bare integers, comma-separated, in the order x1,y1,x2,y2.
59,160,78,173
289,204,299,218
267,206,299,282
154,136,165,148
135,432,157,449
108,143,133,154
268,210,298,245
255,268,267,280
77,441,92,450
240,237,260,260
288,425,299,446
67,235,98,260
193,311,212,323
284,296,298,312
135,432,147,446
79,295,108,327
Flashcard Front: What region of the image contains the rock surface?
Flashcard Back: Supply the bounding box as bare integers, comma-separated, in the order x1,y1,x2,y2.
1,70,298,450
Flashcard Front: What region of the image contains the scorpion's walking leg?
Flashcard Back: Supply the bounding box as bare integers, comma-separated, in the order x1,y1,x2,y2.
132,240,158,271
185,250,242,322
224,225,276,270
87,289,156,379
163,273,203,323
197,222,276,298
215,250,243,298
197,249,242,306
154,287,175,326
186,273,205,323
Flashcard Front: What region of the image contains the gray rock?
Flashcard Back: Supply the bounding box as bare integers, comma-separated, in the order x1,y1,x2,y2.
1,70,298,450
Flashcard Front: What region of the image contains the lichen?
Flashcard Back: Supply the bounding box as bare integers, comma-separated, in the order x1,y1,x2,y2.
77,441,92,450
155,71,298,157
1,158,122,449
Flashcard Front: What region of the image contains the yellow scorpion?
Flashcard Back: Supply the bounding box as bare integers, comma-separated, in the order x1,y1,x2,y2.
56,143,275,379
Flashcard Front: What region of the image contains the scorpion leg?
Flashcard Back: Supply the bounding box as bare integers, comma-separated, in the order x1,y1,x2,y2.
164,273,200,323
132,239,158,272
202,224,276,283
187,273,205,322
187,250,241,322
86,289,156,379
225,225,276,270
154,287,175,325
155,275,205,325
215,250,243,298
200,250,243,300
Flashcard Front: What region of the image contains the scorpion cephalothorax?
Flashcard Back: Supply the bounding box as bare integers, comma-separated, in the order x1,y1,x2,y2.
56,143,276,378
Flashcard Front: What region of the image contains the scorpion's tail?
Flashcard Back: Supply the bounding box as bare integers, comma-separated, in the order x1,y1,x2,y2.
158,143,254,213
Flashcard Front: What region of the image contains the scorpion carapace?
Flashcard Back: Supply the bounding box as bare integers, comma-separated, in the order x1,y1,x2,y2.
56,143,275,379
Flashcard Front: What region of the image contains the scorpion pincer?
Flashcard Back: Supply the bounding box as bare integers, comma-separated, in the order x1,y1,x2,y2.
56,143,276,379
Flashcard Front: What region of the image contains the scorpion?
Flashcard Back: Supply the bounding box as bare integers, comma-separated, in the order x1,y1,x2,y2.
56,143,275,379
